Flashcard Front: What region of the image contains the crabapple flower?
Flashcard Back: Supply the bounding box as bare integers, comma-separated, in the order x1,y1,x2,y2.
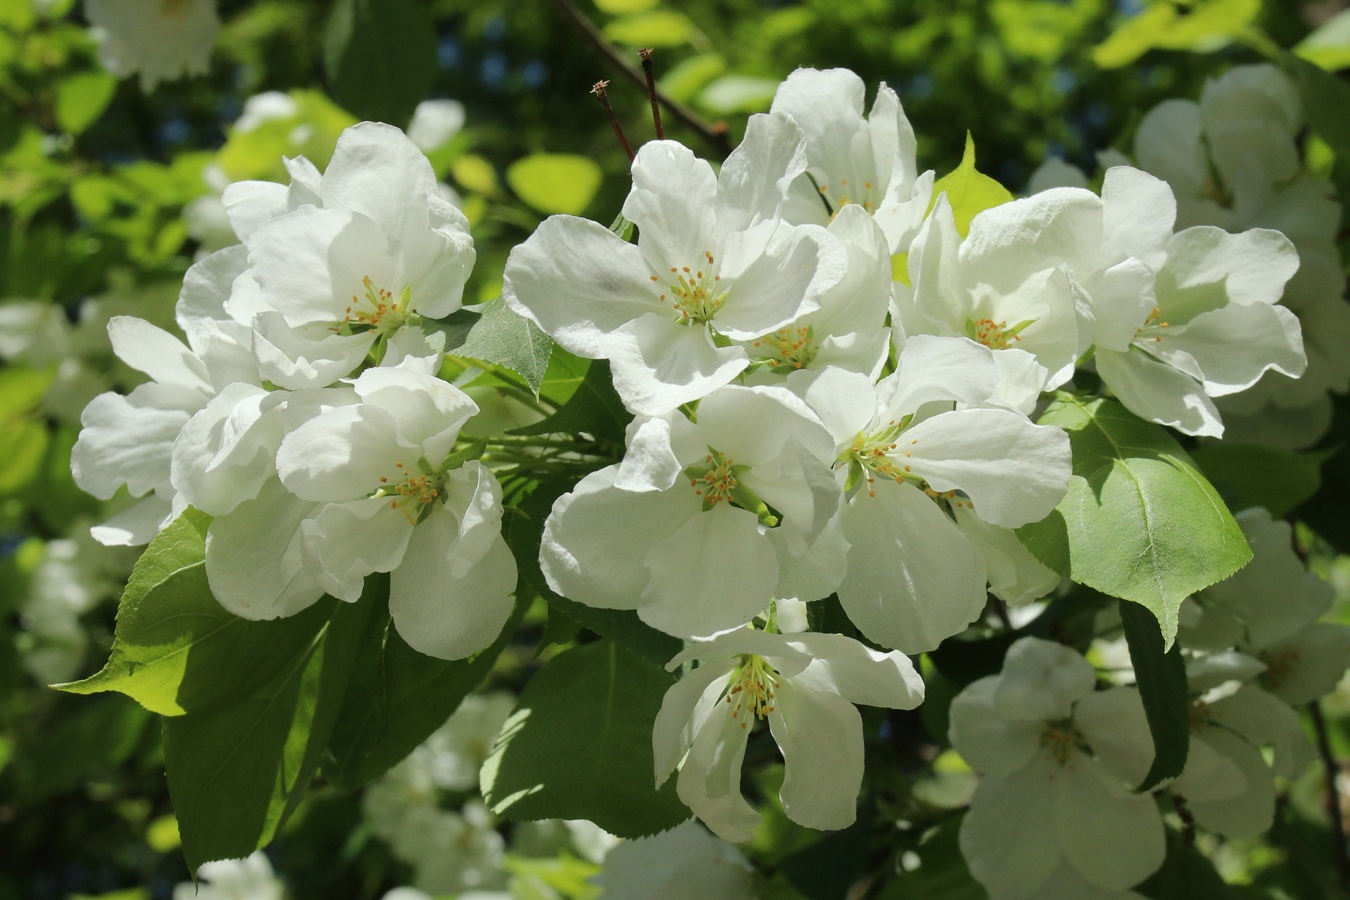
950,638,1164,899
540,384,838,637
503,116,846,415
205,367,516,660
230,122,474,389
654,629,923,842
798,337,1070,652
86,0,219,92
769,67,935,254
173,851,284,900
597,820,756,900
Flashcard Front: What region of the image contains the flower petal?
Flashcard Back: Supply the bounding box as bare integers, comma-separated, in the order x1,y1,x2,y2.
947,676,1042,776
785,632,924,710
768,680,864,831
300,497,415,602
1053,763,1165,892
1094,347,1223,437
676,699,759,843
960,767,1064,899
653,663,728,786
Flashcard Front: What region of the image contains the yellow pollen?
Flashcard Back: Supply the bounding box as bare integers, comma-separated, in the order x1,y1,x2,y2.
726,654,779,723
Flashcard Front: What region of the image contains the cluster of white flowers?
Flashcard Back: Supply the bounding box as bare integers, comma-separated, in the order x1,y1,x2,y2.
70,123,516,661
951,509,1350,897
85,0,219,92
501,66,1307,840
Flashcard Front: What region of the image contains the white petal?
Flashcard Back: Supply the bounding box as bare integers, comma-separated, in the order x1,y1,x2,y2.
300,497,415,601
1099,167,1176,269
107,316,213,393
205,480,325,619
607,314,747,416
1095,347,1223,437
319,122,439,244
714,112,807,233
960,767,1064,899
901,407,1070,528
715,223,841,339
768,680,864,831
615,414,683,493
438,461,505,577
785,632,924,710
170,383,281,516
223,179,290,243
177,245,249,338
1184,729,1275,839
837,480,986,654
1054,764,1165,892
884,335,1000,417
948,677,1043,776
640,505,779,638
389,515,516,660
251,312,374,390
953,506,1060,605
72,384,201,500
90,494,174,546
766,510,848,603
653,664,728,786
1163,301,1305,396
1267,623,1350,706
1160,226,1299,310
995,637,1096,721
1073,688,1157,787
277,404,407,502
676,699,759,843
624,141,718,273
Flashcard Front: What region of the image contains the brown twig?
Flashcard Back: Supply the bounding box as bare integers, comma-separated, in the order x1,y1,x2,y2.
546,0,731,157
1310,700,1350,892
591,80,634,161
638,48,664,139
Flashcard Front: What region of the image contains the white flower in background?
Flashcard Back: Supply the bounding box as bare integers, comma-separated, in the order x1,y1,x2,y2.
769,67,935,254
541,384,838,638
71,255,258,547
173,851,284,900
407,99,467,154
418,690,516,792
597,820,756,899
86,0,219,92
503,116,846,415
405,802,508,896
654,628,923,842
1180,509,1350,705
950,638,1164,899
205,367,517,660
510,818,619,865
797,337,1069,652
228,122,472,390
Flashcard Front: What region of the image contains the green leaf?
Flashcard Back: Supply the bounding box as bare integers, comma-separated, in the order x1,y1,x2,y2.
1119,599,1190,791
1091,0,1261,69
1190,443,1323,518
55,71,116,135
323,0,436,125
929,133,1013,237
453,298,554,395
601,11,696,47
506,154,604,216
658,53,727,104
324,595,525,791
1137,831,1235,899
1296,8,1350,71
56,511,334,717
451,154,500,197
164,577,380,869
594,0,658,13
697,75,781,114
480,640,690,837
1017,395,1250,646
1286,53,1350,154
509,359,631,445
502,480,680,666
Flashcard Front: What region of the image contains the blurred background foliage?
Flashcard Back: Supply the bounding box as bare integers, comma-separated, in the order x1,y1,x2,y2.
3,0,1350,897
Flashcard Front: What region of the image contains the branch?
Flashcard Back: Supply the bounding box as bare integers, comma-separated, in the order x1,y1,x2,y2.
1310,700,1350,892
546,0,732,157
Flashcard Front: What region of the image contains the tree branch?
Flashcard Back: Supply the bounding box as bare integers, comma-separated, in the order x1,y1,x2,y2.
1310,700,1350,892
545,0,732,157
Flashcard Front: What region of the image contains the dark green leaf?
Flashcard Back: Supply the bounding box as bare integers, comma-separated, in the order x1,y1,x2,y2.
323,0,436,125
1119,599,1190,792
1191,443,1324,518
1137,831,1234,899
57,511,334,717
1017,395,1250,646
480,640,689,837
324,595,525,791
1287,53,1350,154
509,359,631,445
452,298,554,394
164,577,380,869
779,814,872,900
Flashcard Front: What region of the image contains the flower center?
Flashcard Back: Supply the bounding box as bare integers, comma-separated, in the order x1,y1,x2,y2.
1260,646,1301,690
686,449,739,507
651,251,727,325
1133,306,1170,344
339,275,413,336
1190,699,1215,733
966,317,1028,351
724,654,779,727
816,176,878,218
844,426,970,508
753,325,817,370
1039,718,1089,767
372,459,446,525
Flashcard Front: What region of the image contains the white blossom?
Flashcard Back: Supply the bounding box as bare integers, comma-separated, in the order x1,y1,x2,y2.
86,0,219,92
597,820,755,899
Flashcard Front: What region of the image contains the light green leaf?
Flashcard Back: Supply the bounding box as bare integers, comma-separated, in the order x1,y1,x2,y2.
1297,8,1350,71
1017,395,1251,645
164,576,379,869
55,71,117,135
601,11,696,47
323,0,436,125
506,154,603,216
452,154,500,197
324,596,524,791
453,298,555,394
929,133,1013,237
480,640,690,838
658,53,727,104
1091,0,1262,68
56,511,335,717
594,0,659,13
1120,599,1189,791
697,75,781,114
1190,443,1323,518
